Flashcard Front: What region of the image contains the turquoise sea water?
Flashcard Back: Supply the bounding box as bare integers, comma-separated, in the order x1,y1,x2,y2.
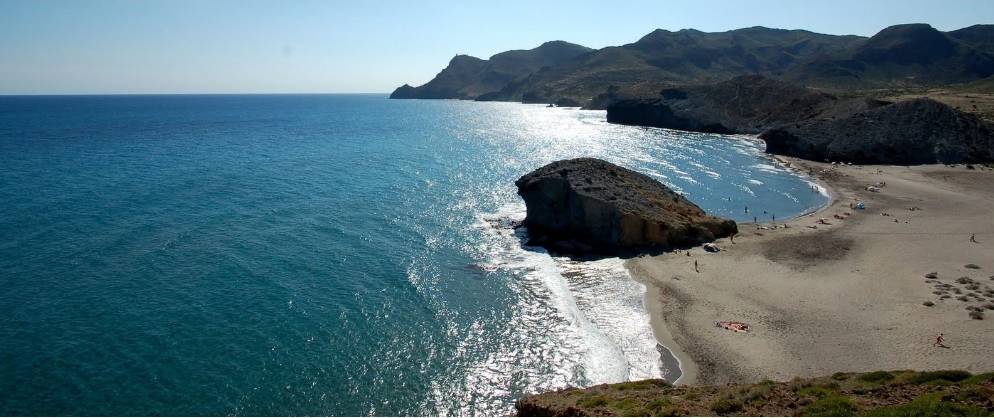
0,95,827,416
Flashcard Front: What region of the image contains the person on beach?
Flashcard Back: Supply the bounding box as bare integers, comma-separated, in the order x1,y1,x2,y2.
694,260,699,273
933,333,945,347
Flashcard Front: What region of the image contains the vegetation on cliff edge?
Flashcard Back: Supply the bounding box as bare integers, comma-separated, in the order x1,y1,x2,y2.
516,370,994,416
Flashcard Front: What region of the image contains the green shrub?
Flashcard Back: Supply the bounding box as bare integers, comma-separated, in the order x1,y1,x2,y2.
645,396,672,414
578,395,610,408
863,392,986,416
744,384,773,404
955,386,994,403
831,372,850,381
710,397,743,414
908,370,972,384
858,371,895,383
613,379,670,391
613,398,646,416
802,394,857,416
799,385,836,399
963,371,994,385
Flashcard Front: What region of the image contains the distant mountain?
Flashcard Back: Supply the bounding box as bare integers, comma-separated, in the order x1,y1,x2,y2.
392,23,994,108
389,41,593,99
947,24,994,54
789,23,994,88
487,27,864,105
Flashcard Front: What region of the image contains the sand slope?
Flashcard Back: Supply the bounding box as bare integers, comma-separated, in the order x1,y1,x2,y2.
629,159,994,385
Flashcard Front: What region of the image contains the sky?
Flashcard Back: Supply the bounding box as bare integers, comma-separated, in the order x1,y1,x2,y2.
2,0,993,94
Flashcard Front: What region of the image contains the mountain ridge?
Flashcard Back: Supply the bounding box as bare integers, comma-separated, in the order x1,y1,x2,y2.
392,23,994,107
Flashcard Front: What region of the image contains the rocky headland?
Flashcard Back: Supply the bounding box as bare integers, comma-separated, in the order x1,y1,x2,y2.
605,75,841,134
760,97,994,164
515,158,737,255
605,75,994,165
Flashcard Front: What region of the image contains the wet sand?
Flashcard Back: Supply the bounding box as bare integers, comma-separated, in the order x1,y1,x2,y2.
628,158,994,385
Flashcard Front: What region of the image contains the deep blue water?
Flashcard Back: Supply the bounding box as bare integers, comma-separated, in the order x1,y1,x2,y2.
0,95,827,416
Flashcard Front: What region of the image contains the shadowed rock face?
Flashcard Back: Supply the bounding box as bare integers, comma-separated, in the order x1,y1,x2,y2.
760,98,994,164
606,75,837,134
515,158,737,255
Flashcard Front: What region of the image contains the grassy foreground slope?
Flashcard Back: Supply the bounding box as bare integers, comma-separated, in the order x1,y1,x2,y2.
516,370,994,416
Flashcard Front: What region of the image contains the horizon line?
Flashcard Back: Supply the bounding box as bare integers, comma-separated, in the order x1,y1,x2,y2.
0,92,392,97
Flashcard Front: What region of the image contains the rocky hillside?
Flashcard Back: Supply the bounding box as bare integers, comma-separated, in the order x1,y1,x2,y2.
515,158,736,255
760,98,994,164
605,75,841,134
789,24,994,88
389,41,592,100
392,24,994,108
516,370,994,416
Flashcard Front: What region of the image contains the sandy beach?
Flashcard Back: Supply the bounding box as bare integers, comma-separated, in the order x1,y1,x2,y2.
628,158,994,386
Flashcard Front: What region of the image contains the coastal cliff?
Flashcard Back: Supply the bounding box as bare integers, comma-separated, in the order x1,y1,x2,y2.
515,158,737,255
759,98,994,164
605,75,836,134
604,75,994,165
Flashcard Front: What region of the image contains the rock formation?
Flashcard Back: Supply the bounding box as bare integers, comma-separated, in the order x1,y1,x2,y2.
515,158,737,255
759,98,994,164
606,75,839,134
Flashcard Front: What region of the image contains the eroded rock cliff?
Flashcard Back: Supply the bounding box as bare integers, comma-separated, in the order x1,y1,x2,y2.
515,158,737,255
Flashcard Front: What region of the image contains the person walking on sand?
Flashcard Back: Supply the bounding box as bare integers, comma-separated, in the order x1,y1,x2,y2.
694,260,699,273
933,333,945,347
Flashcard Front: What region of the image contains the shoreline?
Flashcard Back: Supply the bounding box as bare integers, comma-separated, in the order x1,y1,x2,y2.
629,153,838,386
627,158,994,385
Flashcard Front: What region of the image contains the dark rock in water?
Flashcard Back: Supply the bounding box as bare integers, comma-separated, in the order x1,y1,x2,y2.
606,75,836,134
760,98,994,164
515,158,737,255
554,97,582,107
485,217,524,230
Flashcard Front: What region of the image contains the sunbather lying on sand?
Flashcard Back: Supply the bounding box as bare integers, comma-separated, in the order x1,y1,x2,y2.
716,321,750,332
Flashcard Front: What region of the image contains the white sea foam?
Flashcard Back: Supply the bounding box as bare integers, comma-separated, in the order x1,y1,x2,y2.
461,204,665,404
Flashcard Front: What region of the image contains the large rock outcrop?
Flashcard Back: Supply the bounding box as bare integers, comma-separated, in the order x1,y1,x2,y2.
760,98,994,164
515,158,737,255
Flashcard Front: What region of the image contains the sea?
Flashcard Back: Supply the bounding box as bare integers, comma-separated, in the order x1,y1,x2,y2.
0,94,828,416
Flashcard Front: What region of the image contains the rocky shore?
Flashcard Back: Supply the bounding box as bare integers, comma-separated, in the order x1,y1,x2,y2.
760,98,994,164
606,76,994,164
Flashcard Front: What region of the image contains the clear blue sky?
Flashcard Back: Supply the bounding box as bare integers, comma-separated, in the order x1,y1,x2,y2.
2,0,993,94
